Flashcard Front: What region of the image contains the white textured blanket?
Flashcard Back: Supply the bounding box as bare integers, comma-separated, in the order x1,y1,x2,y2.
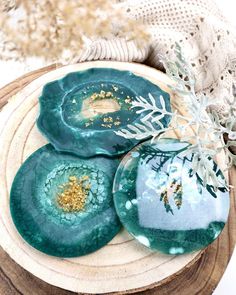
78,0,236,111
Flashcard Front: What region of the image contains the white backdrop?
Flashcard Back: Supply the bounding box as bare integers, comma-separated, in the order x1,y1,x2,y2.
0,1,235,294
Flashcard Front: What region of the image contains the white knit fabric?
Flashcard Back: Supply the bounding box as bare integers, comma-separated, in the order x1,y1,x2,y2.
78,0,236,106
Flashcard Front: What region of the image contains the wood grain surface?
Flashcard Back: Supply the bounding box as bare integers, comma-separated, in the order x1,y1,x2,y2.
0,62,235,295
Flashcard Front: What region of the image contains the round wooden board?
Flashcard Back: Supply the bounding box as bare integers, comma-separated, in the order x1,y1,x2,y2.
0,61,235,295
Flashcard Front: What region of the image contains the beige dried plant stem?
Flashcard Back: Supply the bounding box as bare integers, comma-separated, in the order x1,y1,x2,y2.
0,0,149,62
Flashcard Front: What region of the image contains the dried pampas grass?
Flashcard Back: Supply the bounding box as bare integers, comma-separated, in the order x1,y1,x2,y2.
0,0,149,63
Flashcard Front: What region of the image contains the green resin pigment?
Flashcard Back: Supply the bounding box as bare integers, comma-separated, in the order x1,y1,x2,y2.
113,138,230,255
37,68,171,157
10,144,121,257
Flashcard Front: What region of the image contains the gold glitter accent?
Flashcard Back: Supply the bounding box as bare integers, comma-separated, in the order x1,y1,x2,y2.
103,116,113,123
57,176,90,212
125,98,132,104
106,91,113,97
160,181,183,213
162,191,169,206
81,90,124,126
90,90,114,101
174,184,182,209
112,85,119,92
101,123,112,128
90,93,98,100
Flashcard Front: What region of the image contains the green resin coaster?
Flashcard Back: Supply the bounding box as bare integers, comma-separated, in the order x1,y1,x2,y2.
113,138,230,255
10,144,121,257
37,68,171,157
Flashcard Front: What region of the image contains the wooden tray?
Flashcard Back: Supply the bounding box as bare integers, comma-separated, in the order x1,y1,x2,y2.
0,62,235,295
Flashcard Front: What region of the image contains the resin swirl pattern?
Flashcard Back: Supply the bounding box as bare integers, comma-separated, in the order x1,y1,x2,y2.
37,68,171,157
10,144,121,257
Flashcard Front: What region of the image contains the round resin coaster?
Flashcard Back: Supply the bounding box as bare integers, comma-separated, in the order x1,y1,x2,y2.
113,138,230,255
10,144,121,257
37,68,171,157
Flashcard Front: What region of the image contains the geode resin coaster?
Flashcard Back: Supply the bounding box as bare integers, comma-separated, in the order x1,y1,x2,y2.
10,144,121,257
113,138,230,254
37,68,171,157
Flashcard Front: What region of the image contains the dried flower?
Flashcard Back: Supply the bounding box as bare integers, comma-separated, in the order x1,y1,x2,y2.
0,0,149,62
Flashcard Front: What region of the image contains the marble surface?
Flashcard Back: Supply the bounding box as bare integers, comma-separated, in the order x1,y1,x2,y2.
10,144,121,257
113,139,230,254
37,68,171,157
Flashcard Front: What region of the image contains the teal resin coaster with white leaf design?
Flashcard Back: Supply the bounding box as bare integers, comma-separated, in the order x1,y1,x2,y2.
37,68,171,157
10,144,121,257
113,138,230,255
